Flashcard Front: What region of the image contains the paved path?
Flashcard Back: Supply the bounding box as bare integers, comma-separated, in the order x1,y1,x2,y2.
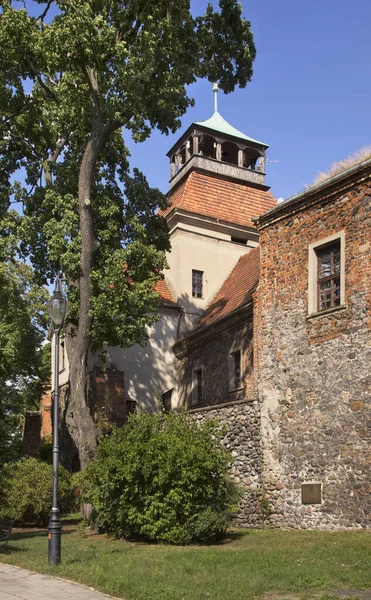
1,561,370,600
0,563,121,600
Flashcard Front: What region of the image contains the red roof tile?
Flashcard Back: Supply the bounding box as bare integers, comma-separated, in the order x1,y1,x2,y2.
198,246,260,327
159,172,276,227
155,278,177,305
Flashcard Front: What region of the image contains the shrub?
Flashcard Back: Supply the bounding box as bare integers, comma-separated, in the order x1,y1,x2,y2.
77,411,241,544
37,433,53,463
0,458,74,526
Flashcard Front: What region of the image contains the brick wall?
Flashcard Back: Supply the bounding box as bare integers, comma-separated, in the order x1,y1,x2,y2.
175,307,255,409
90,368,128,433
256,164,371,529
40,388,52,438
22,412,41,457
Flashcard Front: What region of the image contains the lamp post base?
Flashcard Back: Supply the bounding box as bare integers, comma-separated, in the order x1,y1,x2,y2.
48,509,62,565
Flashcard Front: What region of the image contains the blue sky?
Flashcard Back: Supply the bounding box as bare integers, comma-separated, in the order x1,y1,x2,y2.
10,1,371,202
126,0,371,201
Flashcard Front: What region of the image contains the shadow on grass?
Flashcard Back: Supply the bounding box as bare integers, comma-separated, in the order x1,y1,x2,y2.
10,529,75,541
0,544,28,554
219,530,247,544
110,529,247,547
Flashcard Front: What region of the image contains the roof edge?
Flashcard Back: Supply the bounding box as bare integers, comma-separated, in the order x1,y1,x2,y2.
174,301,253,358
254,156,371,227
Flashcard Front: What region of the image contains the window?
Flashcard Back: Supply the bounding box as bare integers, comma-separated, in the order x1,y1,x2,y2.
308,231,345,315
59,340,66,372
161,389,173,413
229,349,242,391
231,236,247,245
192,270,203,298
316,242,340,311
192,367,203,405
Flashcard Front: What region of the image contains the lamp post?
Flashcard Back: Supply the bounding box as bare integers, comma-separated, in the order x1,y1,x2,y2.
47,275,66,565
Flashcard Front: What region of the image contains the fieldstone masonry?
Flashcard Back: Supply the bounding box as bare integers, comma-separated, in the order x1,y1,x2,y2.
256,163,371,530
188,399,265,528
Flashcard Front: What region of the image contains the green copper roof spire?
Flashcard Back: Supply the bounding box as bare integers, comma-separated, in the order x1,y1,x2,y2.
213,82,219,112
195,83,268,148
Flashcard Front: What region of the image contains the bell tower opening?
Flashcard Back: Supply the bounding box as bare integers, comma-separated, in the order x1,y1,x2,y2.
166,83,270,191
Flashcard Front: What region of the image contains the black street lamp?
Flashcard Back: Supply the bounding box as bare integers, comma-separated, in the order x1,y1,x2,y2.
47,275,66,565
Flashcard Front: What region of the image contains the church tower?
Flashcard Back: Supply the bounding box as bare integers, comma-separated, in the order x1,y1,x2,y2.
159,84,276,333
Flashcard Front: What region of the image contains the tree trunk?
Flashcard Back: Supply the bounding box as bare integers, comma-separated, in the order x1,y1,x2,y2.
64,125,110,469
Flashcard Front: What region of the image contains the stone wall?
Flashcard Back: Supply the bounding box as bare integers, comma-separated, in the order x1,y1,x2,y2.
188,399,265,528
256,164,371,529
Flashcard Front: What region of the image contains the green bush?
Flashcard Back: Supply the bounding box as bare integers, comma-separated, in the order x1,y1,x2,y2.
0,458,75,526
77,411,240,544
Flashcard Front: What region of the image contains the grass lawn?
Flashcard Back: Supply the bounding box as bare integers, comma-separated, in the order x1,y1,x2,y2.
0,514,370,600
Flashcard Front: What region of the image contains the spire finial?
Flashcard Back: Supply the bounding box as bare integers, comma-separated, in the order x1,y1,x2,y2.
212,82,219,113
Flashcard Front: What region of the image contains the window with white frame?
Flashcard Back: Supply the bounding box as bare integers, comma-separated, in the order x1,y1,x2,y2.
308,231,345,315
229,348,242,391
192,367,203,405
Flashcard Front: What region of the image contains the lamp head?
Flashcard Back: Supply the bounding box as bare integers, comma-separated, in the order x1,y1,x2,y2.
48,276,66,331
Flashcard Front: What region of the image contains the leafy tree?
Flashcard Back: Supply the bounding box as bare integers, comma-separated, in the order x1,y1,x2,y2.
0,457,74,526
77,411,241,544
0,0,256,467
0,210,50,464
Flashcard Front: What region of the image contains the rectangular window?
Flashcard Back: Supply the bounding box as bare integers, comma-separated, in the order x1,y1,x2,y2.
161,389,173,413
59,340,65,372
308,232,345,316
192,368,203,405
316,242,341,311
192,270,203,298
229,349,242,391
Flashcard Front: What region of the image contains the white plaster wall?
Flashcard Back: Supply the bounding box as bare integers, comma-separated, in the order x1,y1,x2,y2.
165,228,253,325
51,334,69,392
98,307,181,412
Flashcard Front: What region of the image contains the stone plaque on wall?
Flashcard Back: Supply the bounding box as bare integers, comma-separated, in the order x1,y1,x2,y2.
301,483,322,505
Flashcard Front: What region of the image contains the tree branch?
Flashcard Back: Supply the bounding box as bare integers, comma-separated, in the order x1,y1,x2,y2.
24,56,60,104
2,98,42,125
42,135,68,186
83,66,102,126
37,0,54,22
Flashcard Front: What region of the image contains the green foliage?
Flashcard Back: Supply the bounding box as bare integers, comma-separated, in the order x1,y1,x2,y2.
260,493,271,520
77,411,240,544
37,433,53,464
0,0,255,349
0,0,257,460
0,216,50,464
0,458,75,527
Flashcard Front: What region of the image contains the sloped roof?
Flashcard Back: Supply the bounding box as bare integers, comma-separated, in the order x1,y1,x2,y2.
155,278,177,306
197,246,260,328
159,171,276,228
195,111,268,147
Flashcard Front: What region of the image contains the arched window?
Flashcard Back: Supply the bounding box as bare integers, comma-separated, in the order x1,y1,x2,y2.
198,134,216,159
221,141,238,166
243,148,261,170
